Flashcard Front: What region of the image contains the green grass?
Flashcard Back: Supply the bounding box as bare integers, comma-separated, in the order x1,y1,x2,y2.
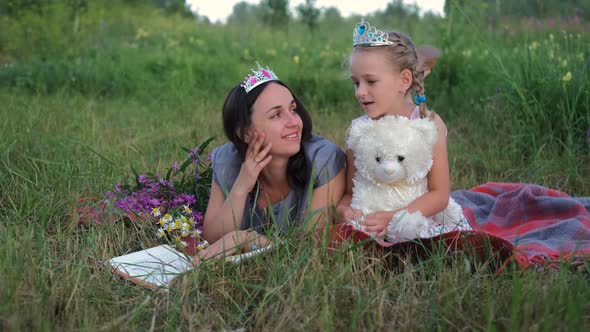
1,1,589,330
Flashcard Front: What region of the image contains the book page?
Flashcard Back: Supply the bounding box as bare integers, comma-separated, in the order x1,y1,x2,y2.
108,245,192,288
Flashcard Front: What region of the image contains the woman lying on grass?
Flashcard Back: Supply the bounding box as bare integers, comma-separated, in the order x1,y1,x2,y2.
193,62,346,264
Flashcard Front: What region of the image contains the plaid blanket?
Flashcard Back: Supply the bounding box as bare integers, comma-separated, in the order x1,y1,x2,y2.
451,182,590,269
329,182,590,271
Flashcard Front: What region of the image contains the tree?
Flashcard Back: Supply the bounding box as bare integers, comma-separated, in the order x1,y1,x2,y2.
296,0,319,30
260,0,290,28
321,6,342,26
227,1,262,26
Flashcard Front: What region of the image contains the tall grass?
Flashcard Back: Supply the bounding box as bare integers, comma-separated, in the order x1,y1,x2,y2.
1,1,589,330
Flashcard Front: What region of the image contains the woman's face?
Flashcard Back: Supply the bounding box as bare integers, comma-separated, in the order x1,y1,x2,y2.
248,83,303,158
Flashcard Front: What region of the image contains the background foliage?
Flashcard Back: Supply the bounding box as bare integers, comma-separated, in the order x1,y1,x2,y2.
1,0,589,330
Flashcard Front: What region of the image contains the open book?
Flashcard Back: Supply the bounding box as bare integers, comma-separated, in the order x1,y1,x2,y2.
107,244,274,289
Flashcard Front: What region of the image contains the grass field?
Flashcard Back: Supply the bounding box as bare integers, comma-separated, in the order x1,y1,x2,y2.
1,1,589,330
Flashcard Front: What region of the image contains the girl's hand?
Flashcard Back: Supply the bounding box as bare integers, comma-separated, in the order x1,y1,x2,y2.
337,205,363,223
363,210,398,237
233,131,272,195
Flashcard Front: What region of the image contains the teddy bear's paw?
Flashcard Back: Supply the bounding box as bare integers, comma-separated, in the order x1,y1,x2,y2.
386,210,430,243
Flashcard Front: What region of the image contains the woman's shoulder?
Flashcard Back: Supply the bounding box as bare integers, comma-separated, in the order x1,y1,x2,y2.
303,135,344,157
212,143,241,168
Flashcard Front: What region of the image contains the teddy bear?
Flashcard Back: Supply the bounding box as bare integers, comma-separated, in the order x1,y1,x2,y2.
346,115,465,244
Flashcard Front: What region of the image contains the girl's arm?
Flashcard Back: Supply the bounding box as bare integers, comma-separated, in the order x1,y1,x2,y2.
363,114,450,236
404,114,450,215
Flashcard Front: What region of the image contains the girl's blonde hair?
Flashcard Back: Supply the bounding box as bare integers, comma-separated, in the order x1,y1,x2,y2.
354,31,430,119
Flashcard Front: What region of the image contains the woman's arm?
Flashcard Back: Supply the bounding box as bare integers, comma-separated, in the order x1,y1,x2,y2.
336,148,363,223
203,131,272,243
202,180,250,243
306,168,346,231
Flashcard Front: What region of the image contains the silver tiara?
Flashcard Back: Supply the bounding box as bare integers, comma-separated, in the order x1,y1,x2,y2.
240,61,279,93
353,18,394,47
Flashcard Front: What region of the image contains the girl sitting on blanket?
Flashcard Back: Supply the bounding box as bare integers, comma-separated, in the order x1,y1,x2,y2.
336,19,471,238
194,62,346,263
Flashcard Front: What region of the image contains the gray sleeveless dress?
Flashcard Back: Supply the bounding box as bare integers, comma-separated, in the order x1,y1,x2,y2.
211,134,346,234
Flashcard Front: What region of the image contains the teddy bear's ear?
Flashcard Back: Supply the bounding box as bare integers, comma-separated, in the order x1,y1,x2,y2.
346,118,373,151
408,118,438,147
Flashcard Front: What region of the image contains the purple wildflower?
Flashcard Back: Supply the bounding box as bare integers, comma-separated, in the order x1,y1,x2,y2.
189,147,200,157
171,162,179,171
138,174,150,186
206,152,212,162
171,193,197,209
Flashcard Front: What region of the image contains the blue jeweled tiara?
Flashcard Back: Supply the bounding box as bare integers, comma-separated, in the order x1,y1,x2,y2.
240,61,279,94
353,18,394,47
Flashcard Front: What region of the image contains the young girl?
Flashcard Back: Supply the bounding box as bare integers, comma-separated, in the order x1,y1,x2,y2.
336,19,459,238
196,62,346,262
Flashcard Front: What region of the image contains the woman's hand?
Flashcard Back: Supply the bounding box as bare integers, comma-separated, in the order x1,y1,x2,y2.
192,230,251,265
232,131,273,195
363,210,398,237
192,230,272,265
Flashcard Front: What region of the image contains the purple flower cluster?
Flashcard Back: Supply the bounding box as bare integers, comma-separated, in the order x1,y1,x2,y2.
108,174,197,215
104,138,214,227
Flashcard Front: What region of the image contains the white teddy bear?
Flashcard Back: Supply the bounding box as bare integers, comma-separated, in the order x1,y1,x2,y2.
347,115,465,244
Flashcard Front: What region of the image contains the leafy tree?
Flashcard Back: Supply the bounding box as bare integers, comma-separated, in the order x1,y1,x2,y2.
321,6,342,26
296,0,319,30
227,1,262,26
260,0,290,28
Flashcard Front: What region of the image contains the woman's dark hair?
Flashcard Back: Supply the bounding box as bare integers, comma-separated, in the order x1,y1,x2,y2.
221,80,313,190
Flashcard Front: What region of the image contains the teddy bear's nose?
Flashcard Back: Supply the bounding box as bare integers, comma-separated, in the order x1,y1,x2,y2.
384,165,395,175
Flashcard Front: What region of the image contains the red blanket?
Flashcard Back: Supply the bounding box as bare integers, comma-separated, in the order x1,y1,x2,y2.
330,183,590,271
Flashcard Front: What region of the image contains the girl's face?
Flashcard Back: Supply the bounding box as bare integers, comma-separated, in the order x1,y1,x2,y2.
349,50,409,118
248,83,303,158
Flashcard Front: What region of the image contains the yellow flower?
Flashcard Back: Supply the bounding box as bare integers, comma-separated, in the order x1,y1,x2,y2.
158,218,166,226
168,39,179,48
183,205,192,214
293,55,300,64
530,41,540,50
562,71,572,82
561,59,568,67
181,222,190,231
197,240,210,251
135,27,149,40
173,219,181,230
151,207,161,217
243,48,251,60
157,228,166,238
163,213,172,222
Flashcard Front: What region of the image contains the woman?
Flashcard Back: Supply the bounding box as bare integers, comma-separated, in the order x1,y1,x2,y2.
195,62,346,262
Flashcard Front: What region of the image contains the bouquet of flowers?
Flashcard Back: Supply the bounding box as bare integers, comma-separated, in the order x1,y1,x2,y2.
103,137,215,253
